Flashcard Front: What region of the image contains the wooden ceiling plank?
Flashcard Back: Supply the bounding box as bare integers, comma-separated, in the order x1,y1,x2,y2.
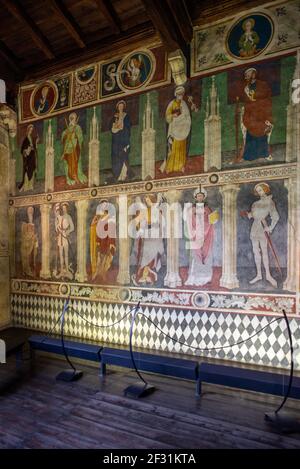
24,20,157,80
94,0,121,35
1,0,55,59
48,0,86,49
140,0,185,51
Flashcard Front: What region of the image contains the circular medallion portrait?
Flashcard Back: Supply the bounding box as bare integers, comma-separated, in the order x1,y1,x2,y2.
75,65,96,85
226,13,274,60
118,50,155,91
31,81,58,116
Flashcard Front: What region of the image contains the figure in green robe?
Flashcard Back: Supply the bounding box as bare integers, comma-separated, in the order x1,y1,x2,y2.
61,112,87,185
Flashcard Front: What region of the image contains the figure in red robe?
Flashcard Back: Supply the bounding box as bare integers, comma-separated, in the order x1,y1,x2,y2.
241,67,273,161
90,200,116,282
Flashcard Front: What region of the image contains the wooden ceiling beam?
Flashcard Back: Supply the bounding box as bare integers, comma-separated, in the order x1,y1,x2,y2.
48,0,86,49
94,0,121,35
166,0,193,44
0,40,23,75
1,0,55,60
141,0,188,52
24,21,157,80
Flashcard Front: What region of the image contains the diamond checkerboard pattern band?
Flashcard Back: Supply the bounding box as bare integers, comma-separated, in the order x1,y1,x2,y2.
11,294,300,369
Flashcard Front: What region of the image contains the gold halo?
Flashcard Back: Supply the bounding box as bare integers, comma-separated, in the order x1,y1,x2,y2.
242,17,255,30
253,182,271,195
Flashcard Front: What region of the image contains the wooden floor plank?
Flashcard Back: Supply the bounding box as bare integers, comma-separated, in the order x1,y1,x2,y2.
0,356,300,449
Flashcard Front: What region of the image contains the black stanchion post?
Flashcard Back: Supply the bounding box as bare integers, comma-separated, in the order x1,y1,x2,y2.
264,309,300,434
56,296,83,382
123,302,156,398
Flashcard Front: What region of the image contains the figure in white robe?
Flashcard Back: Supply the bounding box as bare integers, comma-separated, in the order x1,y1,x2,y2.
184,188,218,286
160,86,191,174
54,202,74,279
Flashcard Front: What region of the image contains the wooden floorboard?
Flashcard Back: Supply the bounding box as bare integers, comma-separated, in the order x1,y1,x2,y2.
0,355,300,449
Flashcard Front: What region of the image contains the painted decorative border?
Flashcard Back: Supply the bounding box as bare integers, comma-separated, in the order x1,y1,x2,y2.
11,279,296,316
9,162,297,207
18,45,171,123
74,65,97,85
191,0,300,77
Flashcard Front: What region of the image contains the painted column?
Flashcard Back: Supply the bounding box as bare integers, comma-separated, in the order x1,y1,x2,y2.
117,194,130,284
204,76,222,172
88,107,100,187
286,49,300,162
0,145,9,251
219,184,240,289
0,106,14,327
142,94,156,180
45,120,54,192
75,199,88,282
8,205,16,278
164,189,182,288
0,175,10,327
284,177,298,291
7,125,16,197
40,204,51,279
297,140,300,315
9,157,16,196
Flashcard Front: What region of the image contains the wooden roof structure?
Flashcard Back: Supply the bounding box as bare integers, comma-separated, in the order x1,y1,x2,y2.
0,0,274,104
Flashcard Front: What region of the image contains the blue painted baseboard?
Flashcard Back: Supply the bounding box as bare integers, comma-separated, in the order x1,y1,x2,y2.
28,335,300,401
198,362,300,399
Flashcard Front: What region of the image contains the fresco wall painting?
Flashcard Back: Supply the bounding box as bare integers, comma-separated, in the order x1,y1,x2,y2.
15,52,298,195
9,0,300,369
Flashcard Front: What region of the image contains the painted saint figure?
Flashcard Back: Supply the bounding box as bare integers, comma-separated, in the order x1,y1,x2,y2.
161,86,191,174
21,206,38,277
90,200,116,282
242,183,280,288
61,112,87,186
123,55,147,88
54,202,74,279
110,100,131,181
238,18,260,58
131,194,165,285
184,188,218,286
240,68,273,162
19,124,39,192
36,86,51,115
